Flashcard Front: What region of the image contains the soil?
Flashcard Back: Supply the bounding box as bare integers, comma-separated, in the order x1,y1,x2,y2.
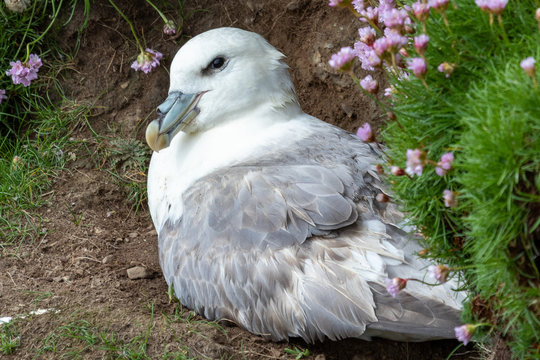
1,1,481,359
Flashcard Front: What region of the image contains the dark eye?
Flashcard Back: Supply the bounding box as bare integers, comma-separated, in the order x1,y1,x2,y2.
210,57,225,70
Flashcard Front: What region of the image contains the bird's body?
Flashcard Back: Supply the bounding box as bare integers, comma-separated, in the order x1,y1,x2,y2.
147,27,464,343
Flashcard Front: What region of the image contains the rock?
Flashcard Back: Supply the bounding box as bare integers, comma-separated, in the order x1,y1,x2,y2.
127,266,154,280
145,229,157,237
4,0,30,13
128,232,138,238
102,255,114,264
315,355,326,360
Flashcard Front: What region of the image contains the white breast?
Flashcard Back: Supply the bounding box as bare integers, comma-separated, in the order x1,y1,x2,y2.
147,105,313,231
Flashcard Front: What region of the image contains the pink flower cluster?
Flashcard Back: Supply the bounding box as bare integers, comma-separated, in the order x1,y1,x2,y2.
454,324,475,345
328,47,355,70
412,1,430,22
435,152,454,176
429,0,449,12
521,57,536,77
131,48,163,74
350,0,414,72
0,89,7,104
443,189,457,208
5,54,43,87
356,122,374,142
163,20,177,36
385,277,408,297
360,75,378,93
405,148,425,176
414,34,429,56
475,0,508,15
408,57,427,78
428,264,450,283
328,0,344,7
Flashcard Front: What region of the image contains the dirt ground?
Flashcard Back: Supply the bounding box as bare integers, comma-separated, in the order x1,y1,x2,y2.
1,0,482,359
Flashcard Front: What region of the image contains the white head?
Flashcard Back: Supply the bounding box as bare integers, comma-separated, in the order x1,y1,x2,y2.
146,27,299,151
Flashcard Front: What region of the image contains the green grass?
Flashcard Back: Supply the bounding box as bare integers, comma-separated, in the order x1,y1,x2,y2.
371,1,540,358
0,1,91,248
0,321,21,355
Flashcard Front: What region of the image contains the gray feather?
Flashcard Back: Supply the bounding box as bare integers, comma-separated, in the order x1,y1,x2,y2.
157,122,464,343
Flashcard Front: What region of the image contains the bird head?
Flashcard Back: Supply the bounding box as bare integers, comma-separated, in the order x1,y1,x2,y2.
146,27,299,152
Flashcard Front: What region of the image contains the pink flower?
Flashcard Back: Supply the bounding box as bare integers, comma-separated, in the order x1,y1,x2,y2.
429,0,449,11
414,34,429,55
437,62,455,78
475,0,507,14
435,152,454,176
163,20,177,35
360,75,378,94
5,53,43,87
428,264,450,283
27,54,42,69
328,0,344,6
384,28,408,50
536,8,540,22
358,27,376,45
406,148,425,176
454,324,475,345
382,8,409,29
384,85,396,97
354,42,381,71
352,0,365,12
131,48,163,74
408,57,427,78
373,37,389,56
520,57,536,77
386,277,408,298
329,47,355,70
412,1,431,21
0,89,7,104
443,189,457,208
356,122,374,142
359,6,379,23
391,166,405,176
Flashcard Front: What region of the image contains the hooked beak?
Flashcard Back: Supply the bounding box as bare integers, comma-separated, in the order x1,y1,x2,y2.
145,91,204,152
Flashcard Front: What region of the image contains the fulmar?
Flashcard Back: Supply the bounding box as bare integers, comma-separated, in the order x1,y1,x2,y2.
146,27,463,343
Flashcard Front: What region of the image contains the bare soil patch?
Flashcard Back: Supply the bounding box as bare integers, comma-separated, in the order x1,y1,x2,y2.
1,1,479,358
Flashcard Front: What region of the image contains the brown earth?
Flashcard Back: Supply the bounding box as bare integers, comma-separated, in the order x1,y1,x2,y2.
0,1,481,359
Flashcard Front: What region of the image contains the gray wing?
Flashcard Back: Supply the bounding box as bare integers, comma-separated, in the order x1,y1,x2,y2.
179,163,361,250
158,125,462,342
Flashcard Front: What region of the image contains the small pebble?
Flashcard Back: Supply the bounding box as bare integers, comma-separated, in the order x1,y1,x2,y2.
127,266,154,280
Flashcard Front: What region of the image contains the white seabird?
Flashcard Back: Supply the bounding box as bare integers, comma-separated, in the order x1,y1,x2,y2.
146,27,464,343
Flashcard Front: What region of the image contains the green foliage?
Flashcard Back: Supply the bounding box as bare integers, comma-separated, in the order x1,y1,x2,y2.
284,346,310,359
0,1,91,247
0,321,21,355
379,1,540,358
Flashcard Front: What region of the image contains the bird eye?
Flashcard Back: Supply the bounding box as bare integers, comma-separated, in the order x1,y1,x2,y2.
210,57,225,70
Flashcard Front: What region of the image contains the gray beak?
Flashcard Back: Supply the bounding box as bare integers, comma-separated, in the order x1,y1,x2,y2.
145,91,203,152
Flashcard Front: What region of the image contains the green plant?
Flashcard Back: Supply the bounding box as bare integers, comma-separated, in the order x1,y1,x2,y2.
0,321,21,355
284,346,310,359
328,0,539,358
0,1,92,248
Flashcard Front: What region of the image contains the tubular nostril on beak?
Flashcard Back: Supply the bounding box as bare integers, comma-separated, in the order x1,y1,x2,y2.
157,91,183,115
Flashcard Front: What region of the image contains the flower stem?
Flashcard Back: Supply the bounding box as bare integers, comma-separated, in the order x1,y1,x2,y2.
108,0,144,53
144,0,169,23
350,72,392,112
497,14,510,44
406,278,442,287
